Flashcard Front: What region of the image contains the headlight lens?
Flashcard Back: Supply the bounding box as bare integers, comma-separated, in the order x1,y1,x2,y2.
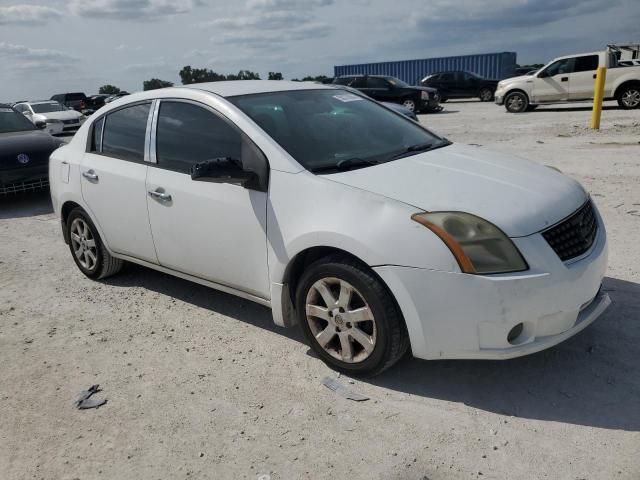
421,91,429,100
411,212,528,274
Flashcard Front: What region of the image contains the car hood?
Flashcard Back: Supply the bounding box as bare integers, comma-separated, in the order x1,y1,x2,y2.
0,130,61,170
498,75,530,86
324,143,587,237
35,110,81,121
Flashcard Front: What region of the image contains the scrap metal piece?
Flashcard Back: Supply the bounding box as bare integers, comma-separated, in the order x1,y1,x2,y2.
75,384,107,409
321,377,369,401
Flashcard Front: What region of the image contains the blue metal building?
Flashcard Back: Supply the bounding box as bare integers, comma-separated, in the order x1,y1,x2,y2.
334,52,517,84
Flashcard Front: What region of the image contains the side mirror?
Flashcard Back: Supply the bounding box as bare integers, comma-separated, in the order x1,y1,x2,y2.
35,121,46,129
537,70,549,78
190,157,258,187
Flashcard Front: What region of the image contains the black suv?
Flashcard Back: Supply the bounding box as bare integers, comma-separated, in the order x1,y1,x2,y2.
421,71,498,102
333,75,441,113
50,92,89,112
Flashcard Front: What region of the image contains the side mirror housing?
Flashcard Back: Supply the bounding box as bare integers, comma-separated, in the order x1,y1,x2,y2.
537,70,549,78
35,121,46,129
191,157,258,188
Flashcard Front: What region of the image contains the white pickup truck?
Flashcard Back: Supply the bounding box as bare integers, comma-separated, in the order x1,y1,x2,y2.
495,50,640,112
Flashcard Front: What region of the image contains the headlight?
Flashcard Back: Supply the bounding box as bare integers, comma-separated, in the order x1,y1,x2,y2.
421,91,429,100
411,212,528,274
46,118,63,124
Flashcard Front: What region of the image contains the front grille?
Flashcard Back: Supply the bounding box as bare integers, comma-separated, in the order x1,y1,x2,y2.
63,119,79,125
0,177,49,195
542,200,598,261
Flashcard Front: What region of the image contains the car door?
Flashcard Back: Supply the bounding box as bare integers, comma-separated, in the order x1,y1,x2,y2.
362,77,394,101
568,54,600,100
459,72,478,97
80,102,159,264
145,100,270,298
438,72,456,98
531,58,573,102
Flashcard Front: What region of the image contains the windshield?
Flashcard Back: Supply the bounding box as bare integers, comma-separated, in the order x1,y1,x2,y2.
0,107,36,133
31,102,65,113
386,77,409,87
228,89,446,173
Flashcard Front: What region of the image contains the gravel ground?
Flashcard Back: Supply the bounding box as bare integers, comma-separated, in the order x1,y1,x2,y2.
1,100,639,480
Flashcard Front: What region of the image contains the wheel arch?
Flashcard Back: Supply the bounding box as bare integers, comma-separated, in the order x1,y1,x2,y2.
614,79,640,99
60,200,83,244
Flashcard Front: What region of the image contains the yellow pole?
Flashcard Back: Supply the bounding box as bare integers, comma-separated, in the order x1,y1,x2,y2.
591,66,607,129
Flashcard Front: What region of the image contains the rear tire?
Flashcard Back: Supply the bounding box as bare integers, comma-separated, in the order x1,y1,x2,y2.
617,84,640,109
67,208,123,280
504,91,529,113
295,254,409,376
479,88,494,102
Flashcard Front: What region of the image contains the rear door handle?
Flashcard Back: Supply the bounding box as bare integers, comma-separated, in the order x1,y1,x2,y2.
561,77,569,82
148,189,172,202
82,170,98,181
593,73,597,79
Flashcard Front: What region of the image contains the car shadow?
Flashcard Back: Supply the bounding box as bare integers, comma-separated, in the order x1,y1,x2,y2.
103,264,639,431
0,190,53,219
102,263,304,343
535,105,620,113
363,276,640,431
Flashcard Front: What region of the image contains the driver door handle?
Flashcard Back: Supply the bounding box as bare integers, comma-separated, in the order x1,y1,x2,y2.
148,189,172,202
561,77,568,82
82,170,98,181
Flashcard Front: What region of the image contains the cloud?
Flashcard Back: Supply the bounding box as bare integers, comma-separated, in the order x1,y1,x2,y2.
410,0,621,31
0,42,78,73
68,0,198,20
207,0,333,48
0,4,62,25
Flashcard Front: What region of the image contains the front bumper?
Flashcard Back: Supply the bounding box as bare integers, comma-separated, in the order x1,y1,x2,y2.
374,209,609,360
0,165,49,195
494,92,505,105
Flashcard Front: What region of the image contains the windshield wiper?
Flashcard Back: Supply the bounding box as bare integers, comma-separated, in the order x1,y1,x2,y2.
388,140,451,161
310,157,379,173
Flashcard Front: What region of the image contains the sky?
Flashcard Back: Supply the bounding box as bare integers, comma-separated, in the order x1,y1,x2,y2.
1,0,638,101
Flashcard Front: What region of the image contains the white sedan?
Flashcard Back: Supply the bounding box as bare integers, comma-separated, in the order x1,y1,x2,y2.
49,81,610,375
14,100,85,135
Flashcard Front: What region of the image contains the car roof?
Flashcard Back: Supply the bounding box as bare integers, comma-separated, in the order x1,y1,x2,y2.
183,80,335,97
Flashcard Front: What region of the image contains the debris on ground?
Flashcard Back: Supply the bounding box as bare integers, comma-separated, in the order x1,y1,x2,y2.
321,377,369,402
75,384,107,410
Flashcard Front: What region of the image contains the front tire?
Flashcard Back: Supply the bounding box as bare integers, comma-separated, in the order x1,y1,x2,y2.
67,208,123,280
479,88,494,102
617,84,640,109
295,255,409,376
401,98,416,112
504,91,529,113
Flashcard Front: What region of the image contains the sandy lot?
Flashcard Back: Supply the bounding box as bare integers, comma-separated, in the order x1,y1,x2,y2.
1,100,639,480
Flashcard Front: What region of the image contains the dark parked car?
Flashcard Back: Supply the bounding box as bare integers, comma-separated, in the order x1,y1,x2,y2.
104,91,130,104
421,71,498,102
87,94,110,110
50,92,89,112
333,75,441,113
0,104,64,195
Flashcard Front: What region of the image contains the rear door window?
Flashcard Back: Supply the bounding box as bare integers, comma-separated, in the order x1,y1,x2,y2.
574,55,599,72
366,77,389,89
102,103,151,162
440,73,455,82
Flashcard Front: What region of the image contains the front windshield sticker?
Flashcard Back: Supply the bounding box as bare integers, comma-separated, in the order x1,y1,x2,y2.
333,93,363,103
0,108,14,113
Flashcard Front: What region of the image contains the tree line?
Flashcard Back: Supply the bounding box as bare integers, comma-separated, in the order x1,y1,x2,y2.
96,66,330,94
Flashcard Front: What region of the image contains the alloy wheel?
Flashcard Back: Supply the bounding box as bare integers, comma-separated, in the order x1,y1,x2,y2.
402,99,416,112
305,277,377,363
70,217,98,271
507,94,525,112
621,88,640,108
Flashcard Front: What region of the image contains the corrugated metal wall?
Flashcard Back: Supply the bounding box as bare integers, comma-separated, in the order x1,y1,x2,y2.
334,52,517,84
